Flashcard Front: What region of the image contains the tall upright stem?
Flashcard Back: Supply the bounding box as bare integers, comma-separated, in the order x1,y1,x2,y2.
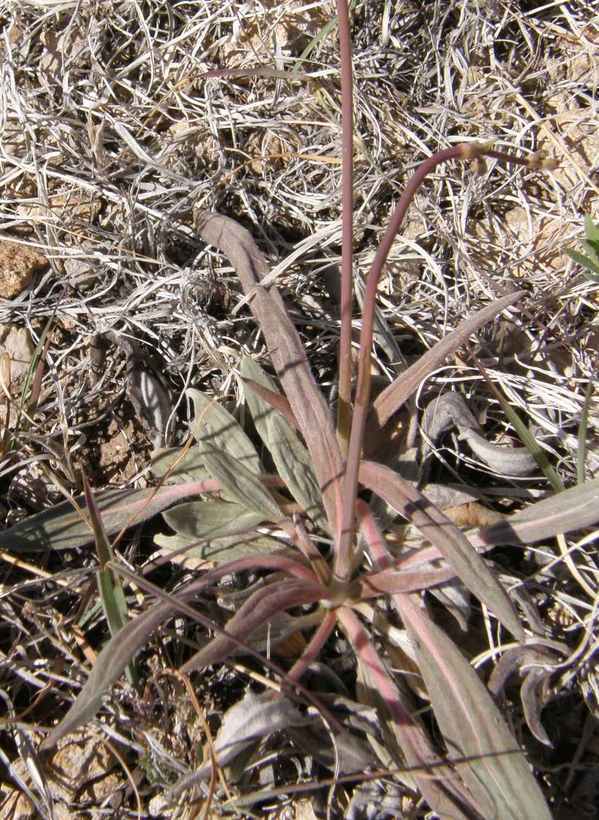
335,0,354,453
334,145,465,580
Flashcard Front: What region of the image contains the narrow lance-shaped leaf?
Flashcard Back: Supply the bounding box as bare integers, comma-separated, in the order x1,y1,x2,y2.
0,480,221,553
394,594,551,820
187,385,288,523
361,513,549,815
566,215,599,278
372,291,525,427
41,552,320,750
471,477,599,548
241,376,298,429
195,210,343,532
150,445,212,484
337,606,479,819
240,356,326,530
359,460,524,640
364,478,599,596
181,579,324,675
567,249,599,279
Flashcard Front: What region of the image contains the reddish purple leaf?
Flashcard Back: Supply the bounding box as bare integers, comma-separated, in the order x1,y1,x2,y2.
195,210,343,532
371,291,525,427
359,460,524,639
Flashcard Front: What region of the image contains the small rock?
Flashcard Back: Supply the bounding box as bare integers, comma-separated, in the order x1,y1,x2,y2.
0,324,35,429
0,240,48,299
0,324,35,382
0,728,122,819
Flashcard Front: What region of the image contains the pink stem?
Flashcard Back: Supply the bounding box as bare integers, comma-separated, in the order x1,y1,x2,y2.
335,0,355,450
286,609,337,684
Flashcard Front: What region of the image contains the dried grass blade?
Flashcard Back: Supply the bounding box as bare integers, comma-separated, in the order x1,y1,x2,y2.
521,670,553,747
195,211,343,531
359,461,524,639
460,429,538,477
372,291,525,427
577,383,593,485
17,317,52,425
394,594,551,819
27,335,49,412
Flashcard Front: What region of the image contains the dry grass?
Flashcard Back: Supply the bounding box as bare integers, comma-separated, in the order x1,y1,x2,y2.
0,1,597,817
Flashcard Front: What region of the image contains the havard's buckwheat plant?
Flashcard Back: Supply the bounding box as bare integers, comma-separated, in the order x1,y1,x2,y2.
5,3,598,816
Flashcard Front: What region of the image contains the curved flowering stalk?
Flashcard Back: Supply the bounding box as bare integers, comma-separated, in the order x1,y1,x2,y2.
334,142,558,582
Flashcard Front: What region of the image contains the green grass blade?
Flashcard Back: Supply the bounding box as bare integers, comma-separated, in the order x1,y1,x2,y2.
82,472,136,684
566,248,599,278
480,371,564,493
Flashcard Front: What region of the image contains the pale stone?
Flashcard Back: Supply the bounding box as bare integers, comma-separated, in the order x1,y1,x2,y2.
0,324,35,383
0,240,47,299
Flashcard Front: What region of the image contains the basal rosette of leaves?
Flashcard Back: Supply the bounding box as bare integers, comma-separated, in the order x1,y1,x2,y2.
3,3,597,817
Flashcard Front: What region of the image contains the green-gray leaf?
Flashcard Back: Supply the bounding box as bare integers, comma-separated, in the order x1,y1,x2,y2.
187,388,262,475
0,482,216,552
150,446,212,484
155,531,282,564
202,448,285,523
163,499,266,539
397,595,551,819
240,357,326,530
